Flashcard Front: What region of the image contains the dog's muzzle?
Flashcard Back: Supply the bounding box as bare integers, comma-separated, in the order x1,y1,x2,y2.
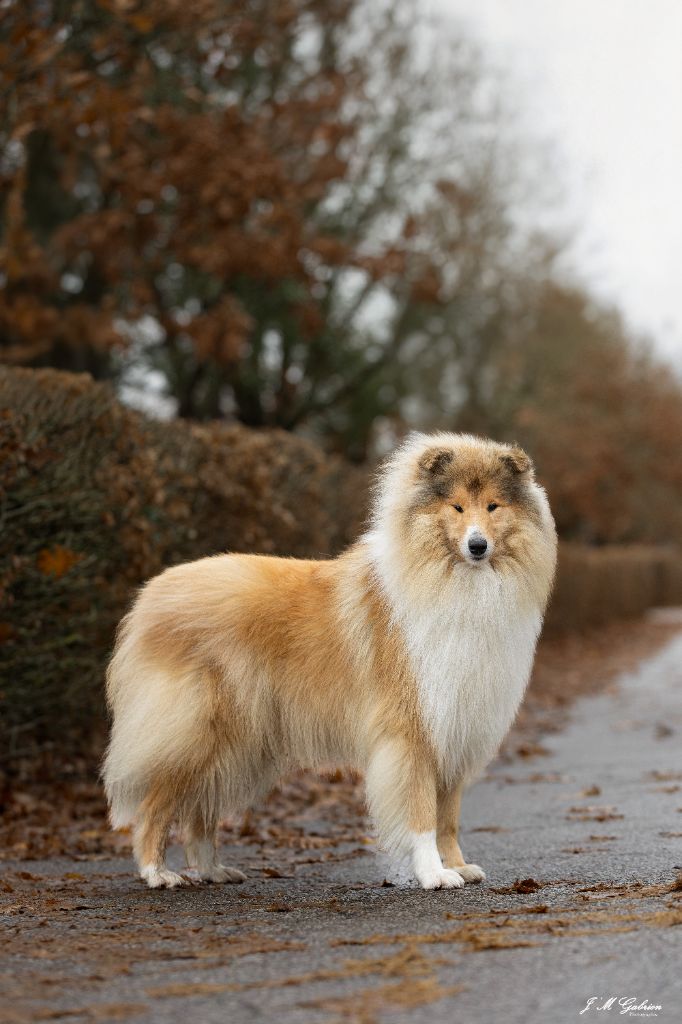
464,536,485,561
461,528,493,564
468,535,488,560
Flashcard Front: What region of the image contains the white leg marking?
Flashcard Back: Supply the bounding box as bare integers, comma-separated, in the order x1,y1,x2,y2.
140,864,188,889
185,839,246,884
411,831,465,890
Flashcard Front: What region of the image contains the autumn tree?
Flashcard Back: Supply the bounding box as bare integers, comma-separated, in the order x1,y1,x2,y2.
504,284,682,544
1,0,544,457
1,0,371,415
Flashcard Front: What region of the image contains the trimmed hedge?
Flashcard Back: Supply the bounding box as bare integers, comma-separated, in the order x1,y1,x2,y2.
546,543,682,633
0,368,367,763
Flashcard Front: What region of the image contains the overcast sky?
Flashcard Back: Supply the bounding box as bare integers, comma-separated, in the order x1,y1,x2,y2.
438,0,682,366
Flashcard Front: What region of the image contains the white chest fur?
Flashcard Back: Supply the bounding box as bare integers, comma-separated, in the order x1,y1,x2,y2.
408,568,541,781
368,535,542,783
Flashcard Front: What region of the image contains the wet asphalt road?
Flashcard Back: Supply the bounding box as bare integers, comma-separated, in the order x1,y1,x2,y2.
2,631,681,1024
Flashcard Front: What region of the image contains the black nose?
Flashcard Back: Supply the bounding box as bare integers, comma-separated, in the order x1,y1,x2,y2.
468,536,487,557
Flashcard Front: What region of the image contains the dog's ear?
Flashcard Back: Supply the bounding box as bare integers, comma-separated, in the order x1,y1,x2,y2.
502,444,533,476
418,446,454,479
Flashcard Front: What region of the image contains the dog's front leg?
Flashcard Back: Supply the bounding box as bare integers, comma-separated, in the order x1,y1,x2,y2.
366,739,465,889
436,782,485,883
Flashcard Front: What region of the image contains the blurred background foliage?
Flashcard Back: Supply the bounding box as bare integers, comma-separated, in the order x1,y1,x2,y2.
2,1,682,766
3,0,681,545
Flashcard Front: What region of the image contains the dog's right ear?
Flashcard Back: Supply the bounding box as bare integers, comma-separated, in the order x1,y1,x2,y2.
418,447,454,480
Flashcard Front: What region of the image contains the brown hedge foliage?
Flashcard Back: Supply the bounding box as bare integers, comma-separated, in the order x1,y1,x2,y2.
545,544,682,634
0,367,367,762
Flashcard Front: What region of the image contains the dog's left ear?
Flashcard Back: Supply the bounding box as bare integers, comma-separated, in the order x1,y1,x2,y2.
418,446,454,479
502,445,533,476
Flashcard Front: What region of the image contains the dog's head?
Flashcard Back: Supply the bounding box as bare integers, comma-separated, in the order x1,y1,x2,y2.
372,432,552,571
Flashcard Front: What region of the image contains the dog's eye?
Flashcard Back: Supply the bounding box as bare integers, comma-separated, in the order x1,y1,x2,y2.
453,504,464,514
487,502,498,512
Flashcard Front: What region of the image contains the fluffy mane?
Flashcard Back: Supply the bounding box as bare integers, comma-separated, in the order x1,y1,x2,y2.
364,431,557,782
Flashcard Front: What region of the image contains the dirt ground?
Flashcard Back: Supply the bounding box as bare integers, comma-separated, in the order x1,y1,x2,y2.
1,616,681,1024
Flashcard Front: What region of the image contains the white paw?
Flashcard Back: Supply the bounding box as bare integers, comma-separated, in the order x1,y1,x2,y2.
203,864,246,884
186,862,246,883
141,866,188,889
416,867,465,890
457,863,486,883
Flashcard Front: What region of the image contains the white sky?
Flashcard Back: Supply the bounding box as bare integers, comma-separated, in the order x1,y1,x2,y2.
438,0,682,366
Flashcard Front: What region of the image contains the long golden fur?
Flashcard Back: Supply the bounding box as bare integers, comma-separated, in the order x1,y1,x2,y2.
103,432,557,889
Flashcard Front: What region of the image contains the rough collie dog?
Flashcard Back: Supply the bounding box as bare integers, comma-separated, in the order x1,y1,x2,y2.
103,432,556,889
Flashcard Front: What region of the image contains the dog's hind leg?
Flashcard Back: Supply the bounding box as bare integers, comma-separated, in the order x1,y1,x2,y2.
134,781,187,889
436,782,485,883
183,803,245,884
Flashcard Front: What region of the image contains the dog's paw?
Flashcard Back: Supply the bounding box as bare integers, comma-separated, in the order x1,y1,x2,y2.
141,866,188,889
184,863,246,884
457,863,486,884
204,864,246,884
416,867,465,890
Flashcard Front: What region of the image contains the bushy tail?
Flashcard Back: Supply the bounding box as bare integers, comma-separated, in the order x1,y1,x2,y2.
102,607,218,828
101,613,149,827
104,776,146,829
102,612,184,828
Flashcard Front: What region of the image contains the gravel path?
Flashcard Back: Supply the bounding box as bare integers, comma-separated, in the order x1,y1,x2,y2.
2,631,681,1024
